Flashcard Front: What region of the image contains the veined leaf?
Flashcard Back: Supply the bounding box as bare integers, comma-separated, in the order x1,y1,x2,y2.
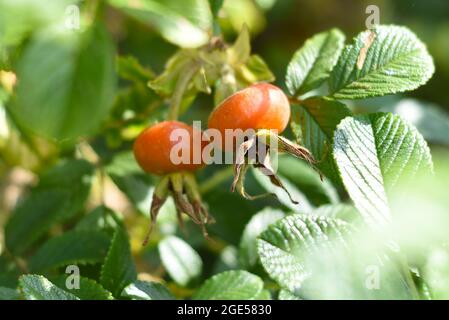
193,270,263,300
20,275,79,300
333,113,433,226
257,214,353,294
158,236,202,287
100,227,137,297
0,287,19,300
29,230,111,272
290,97,351,184
14,23,116,141
329,25,434,99
107,0,212,48
122,280,174,300
239,208,285,269
278,289,301,300
286,28,345,96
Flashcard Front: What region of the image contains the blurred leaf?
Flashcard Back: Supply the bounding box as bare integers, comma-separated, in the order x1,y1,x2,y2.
117,55,155,83
286,28,345,96
209,0,224,17
239,208,285,269
212,245,239,274
276,155,340,206
0,255,20,288
333,113,433,226
290,97,351,184
255,289,271,300
29,230,111,272
251,168,313,214
52,276,113,300
424,248,449,299
0,0,76,47
13,23,116,141
228,24,250,65
5,159,94,254
75,206,120,234
329,25,434,99
108,0,212,48
100,227,137,297
20,275,79,300
0,287,19,300
121,280,174,300
193,270,263,300
313,204,359,223
222,0,266,35
257,214,353,294
278,289,301,300
158,235,202,287
237,54,275,84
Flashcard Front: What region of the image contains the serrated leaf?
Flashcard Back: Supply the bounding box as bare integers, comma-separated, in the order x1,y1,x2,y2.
122,280,174,300
108,0,212,48
329,25,434,99
237,54,275,84
239,208,285,269
29,230,111,272
193,270,263,300
313,204,359,223
100,227,137,297
51,276,113,300
333,113,433,226
257,214,353,294
290,97,351,184
158,236,202,287
14,24,116,141
286,28,345,96
20,275,79,300
5,159,93,254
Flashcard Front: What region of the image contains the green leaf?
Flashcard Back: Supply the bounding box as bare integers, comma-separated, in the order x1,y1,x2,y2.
313,204,359,223
5,159,94,254
20,275,79,300
329,25,434,99
122,280,174,300
158,235,202,287
228,24,251,65
255,289,271,300
424,248,449,299
51,276,113,300
193,270,263,300
100,227,137,297
75,206,120,233
237,54,275,84
117,55,155,83
29,230,111,272
0,287,19,300
333,113,433,226
278,289,301,300
257,214,353,294
13,23,116,141
108,0,212,48
290,97,351,184
239,208,285,269
286,28,345,96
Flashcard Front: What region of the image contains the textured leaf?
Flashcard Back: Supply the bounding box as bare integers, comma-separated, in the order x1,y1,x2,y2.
286,28,345,96
158,236,202,287
333,113,433,226
278,289,301,300
257,214,353,294
75,206,120,233
5,159,93,254
193,270,263,300
329,25,434,99
313,204,359,223
20,275,79,300
14,24,116,140
122,280,174,300
100,227,137,297
52,276,113,300
239,208,285,269
29,230,111,272
290,97,351,184
108,0,212,48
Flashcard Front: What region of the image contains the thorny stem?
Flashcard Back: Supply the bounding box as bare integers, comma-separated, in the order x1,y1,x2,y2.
167,64,200,120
